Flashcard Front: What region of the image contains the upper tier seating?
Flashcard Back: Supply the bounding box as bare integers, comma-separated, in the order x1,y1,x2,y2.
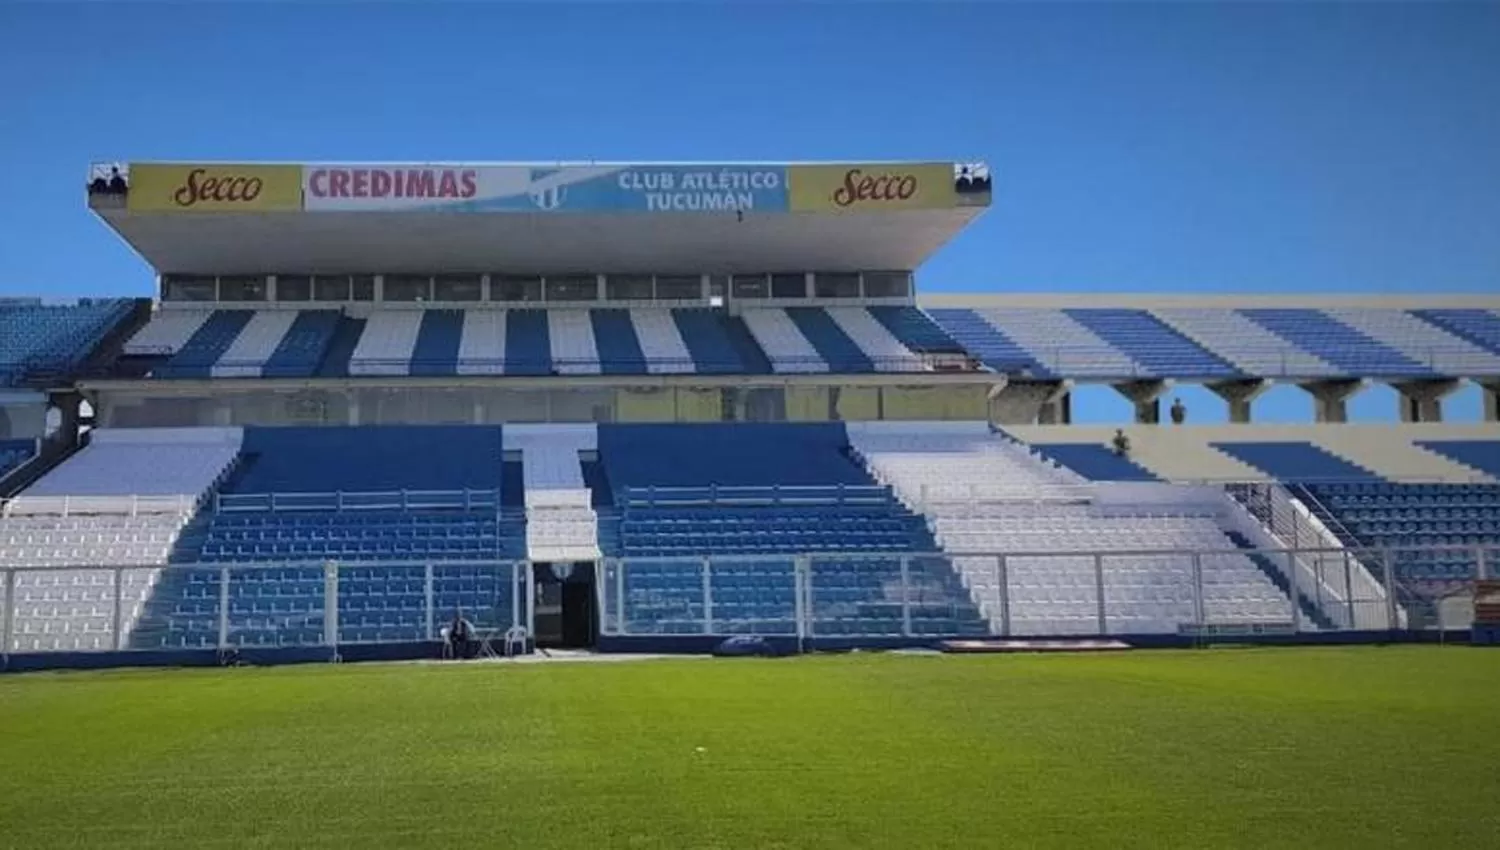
135,307,946,377
123,308,212,355
741,308,828,373
1239,309,1437,377
0,439,35,479
968,309,1144,378
867,306,965,355
596,423,986,636
1412,309,1500,357
848,422,1296,635
1327,309,1500,376
0,299,132,385
1152,308,1344,378
925,308,1053,376
1063,309,1239,378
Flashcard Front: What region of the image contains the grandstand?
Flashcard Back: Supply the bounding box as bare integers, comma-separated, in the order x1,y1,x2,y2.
0,159,1497,669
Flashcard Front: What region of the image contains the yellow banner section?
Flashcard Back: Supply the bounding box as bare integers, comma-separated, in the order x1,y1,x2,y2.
127,163,303,213
788,163,955,213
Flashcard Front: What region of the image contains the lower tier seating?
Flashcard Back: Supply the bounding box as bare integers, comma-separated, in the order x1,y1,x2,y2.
130,563,521,649
1295,482,1500,582
180,509,525,563
609,556,986,637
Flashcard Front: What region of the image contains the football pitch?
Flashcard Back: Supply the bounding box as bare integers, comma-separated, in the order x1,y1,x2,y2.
1,647,1496,849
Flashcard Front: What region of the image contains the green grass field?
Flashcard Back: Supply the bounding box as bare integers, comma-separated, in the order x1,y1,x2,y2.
1,647,1497,849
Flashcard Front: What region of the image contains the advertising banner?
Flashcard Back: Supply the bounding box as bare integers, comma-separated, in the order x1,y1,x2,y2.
126,163,303,213
302,164,788,213
788,163,957,213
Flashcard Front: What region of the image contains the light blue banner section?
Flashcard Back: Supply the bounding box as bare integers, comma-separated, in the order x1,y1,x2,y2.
428,165,788,214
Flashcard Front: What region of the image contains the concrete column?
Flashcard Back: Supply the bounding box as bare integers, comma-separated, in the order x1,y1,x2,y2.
49,391,83,441
1206,379,1270,424
1113,379,1170,425
1040,390,1072,425
1391,378,1461,423
1298,379,1365,424
988,380,1072,426
1480,379,1500,424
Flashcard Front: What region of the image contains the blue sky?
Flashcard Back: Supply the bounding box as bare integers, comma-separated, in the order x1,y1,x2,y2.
2,1,1497,423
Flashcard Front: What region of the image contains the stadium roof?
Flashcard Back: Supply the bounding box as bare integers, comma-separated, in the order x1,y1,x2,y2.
89,160,991,275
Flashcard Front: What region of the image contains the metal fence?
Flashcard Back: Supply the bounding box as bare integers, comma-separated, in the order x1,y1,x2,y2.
4,541,1491,656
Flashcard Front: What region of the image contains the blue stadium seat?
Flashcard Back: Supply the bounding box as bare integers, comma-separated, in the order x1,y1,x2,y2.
600,424,987,637
784,308,875,373
409,309,465,377
670,310,757,374
1064,309,1239,378
867,306,966,354
1212,442,1378,483
0,439,35,479
262,311,341,378
1034,444,1159,481
590,309,648,374
0,299,133,385
505,310,552,375
1415,441,1500,479
1411,309,1500,356
156,310,255,379
1239,309,1437,377
925,308,1053,376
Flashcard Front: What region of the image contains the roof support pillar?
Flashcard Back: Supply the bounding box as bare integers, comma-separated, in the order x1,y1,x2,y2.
1392,378,1461,423
1206,378,1270,424
1113,379,1171,425
988,379,1072,426
1298,379,1365,424
1479,379,1500,424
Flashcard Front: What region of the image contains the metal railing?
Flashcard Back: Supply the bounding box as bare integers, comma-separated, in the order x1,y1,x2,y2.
215,488,502,513
0,543,1493,658
149,352,980,378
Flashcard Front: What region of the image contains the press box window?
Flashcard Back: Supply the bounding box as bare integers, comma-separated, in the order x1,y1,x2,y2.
351,275,376,301
654,276,702,300
813,273,860,299
435,274,482,302
314,275,351,302
605,275,654,301
770,273,806,299
276,275,313,302
862,271,911,299
731,274,769,299
545,275,598,302
161,275,217,302
220,275,268,302
492,275,543,302
384,275,432,302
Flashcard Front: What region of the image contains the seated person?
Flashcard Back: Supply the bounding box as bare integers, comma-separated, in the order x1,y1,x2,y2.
447,609,475,660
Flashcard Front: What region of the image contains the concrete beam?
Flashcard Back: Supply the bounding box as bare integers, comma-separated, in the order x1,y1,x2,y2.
989,379,1072,425
1113,379,1171,425
1297,379,1366,424
1391,378,1462,423
1206,378,1272,424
